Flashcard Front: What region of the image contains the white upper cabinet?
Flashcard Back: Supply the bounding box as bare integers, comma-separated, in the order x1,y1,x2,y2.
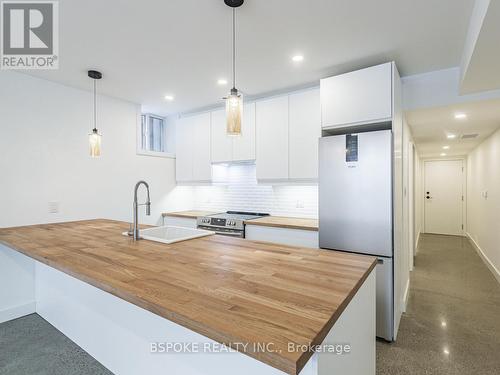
175,112,211,182
289,89,321,180
177,90,321,182
210,109,233,163
233,102,256,162
192,112,212,181
175,116,194,182
321,62,393,129
210,103,256,163
256,96,289,180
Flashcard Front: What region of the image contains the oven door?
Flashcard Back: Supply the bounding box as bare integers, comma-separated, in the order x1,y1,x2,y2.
197,225,245,238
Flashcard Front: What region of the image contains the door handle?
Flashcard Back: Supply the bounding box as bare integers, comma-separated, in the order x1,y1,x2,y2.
426,196,432,199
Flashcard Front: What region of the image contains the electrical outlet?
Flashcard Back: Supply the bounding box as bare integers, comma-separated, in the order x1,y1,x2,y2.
48,201,60,214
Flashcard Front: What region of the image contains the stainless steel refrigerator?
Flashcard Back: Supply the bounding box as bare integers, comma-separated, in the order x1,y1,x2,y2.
319,129,394,341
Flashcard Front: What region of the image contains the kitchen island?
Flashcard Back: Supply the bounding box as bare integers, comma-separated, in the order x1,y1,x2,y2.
0,219,376,375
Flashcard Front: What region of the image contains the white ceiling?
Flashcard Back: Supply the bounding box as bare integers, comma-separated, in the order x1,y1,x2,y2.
23,0,474,116
407,98,500,158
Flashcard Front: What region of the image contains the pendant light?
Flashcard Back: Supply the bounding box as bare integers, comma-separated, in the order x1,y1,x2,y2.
224,0,244,136
88,70,102,157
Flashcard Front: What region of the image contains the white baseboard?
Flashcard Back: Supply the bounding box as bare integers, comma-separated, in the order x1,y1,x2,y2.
466,232,500,285
415,231,421,255
0,301,36,324
402,279,410,313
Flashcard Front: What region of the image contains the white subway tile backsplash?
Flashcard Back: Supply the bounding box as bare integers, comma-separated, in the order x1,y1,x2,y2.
168,164,318,218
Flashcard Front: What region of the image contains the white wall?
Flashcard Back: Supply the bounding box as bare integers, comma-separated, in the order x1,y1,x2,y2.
0,71,177,228
466,127,500,282
413,150,423,253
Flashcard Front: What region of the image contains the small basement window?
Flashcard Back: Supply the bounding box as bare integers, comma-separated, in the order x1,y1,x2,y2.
138,114,174,157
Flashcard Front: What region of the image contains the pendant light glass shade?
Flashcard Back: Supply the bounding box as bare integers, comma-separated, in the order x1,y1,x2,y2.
224,5,243,136
89,128,102,157
226,89,242,136
88,70,102,157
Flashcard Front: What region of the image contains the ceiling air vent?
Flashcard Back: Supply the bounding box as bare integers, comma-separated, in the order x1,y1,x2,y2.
461,133,478,139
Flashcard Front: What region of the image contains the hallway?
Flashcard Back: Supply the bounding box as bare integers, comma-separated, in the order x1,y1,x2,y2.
377,234,500,374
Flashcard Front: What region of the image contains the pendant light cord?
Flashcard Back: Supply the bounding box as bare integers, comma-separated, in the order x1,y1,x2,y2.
93,79,97,132
232,7,236,89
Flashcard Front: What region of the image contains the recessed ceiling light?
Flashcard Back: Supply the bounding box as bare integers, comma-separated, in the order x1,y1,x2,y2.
440,153,447,157
292,55,304,62
454,113,467,120
443,348,450,355
217,79,228,86
164,95,174,101
441,321,447,327
447,134,457,139
443,146,450,150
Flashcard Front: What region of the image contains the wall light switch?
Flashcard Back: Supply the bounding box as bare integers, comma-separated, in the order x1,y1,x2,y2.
296,200,304,208
48,201,60,214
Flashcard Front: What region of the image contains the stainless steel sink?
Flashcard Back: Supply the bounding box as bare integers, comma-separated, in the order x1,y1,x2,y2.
123,226,214,244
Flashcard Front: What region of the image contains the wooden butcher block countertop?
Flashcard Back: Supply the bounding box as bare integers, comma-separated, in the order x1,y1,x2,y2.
245,216,319,231
163,211,319,231
0,219,376,375
162,210,219,218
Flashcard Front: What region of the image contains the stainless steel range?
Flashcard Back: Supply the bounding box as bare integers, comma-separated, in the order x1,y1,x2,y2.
197,211,269,238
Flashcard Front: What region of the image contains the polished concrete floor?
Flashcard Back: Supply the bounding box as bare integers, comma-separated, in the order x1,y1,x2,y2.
0,314,112,375
377,234,500,374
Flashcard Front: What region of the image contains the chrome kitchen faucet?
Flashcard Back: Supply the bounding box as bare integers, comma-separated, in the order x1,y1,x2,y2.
129,180,151,240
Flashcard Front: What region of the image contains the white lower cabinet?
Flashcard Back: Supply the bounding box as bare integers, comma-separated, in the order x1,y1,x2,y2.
245,225,319,248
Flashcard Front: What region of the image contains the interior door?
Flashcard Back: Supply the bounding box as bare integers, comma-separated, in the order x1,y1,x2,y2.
424,160,464,235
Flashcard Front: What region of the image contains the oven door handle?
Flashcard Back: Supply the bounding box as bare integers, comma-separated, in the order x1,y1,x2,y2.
215,231,244,237
197,225,244,238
